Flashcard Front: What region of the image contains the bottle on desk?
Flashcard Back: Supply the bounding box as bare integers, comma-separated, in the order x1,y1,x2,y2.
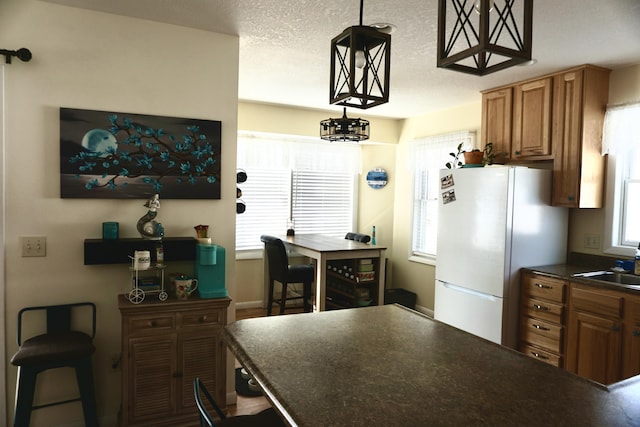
634,243,640,275
371,226,376,246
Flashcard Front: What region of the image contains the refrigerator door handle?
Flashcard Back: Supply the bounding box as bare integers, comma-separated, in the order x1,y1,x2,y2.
441,282,499,302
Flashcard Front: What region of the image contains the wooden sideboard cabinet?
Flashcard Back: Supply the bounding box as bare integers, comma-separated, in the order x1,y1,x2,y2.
565,283,623,385
519,272,567,367
551,66,610,208
118,295,230,426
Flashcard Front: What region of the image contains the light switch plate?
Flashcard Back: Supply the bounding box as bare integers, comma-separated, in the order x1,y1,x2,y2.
21,236,47,257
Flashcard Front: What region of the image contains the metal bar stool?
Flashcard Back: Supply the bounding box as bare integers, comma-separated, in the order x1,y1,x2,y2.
11,302,98,427
260,235,314,315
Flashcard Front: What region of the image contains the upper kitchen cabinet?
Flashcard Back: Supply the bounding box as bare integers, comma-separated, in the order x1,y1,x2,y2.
551,65,610,208
481,87,512,163
513,77,553,159
481,64,610,208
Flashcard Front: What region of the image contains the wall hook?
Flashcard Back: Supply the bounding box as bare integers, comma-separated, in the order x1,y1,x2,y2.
0,48,32,64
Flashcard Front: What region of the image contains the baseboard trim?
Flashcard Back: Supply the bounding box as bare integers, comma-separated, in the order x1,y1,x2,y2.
414,304,434,318
235,300,263,310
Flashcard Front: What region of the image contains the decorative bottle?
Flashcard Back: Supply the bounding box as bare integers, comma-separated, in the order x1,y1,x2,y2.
371,226,376,245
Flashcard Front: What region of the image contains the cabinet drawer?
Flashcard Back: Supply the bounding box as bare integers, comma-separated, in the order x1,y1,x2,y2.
522,274,566,303
521,343,562,367
180,309,225,328
571,287,623,318
128,314,175,333
521,316,563,353
522,297,563,323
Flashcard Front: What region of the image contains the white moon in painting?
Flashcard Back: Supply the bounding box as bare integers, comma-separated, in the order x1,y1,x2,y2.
81,129,118,157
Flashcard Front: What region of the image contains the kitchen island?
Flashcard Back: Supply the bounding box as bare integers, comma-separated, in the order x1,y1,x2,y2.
225,304,640,426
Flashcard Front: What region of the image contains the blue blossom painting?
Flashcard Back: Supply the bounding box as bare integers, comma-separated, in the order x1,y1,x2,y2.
60,108,221,199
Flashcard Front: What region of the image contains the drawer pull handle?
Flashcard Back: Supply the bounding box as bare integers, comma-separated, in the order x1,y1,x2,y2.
148,320,157,327
531,351,549,360
633,330,640,337
534,283,552,289
612,325,620,332
532,324,550,331
199,315,208,323
533,304,551,311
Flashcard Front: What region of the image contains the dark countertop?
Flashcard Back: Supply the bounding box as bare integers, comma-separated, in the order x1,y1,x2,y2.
225,304,640,426
523,263,640,294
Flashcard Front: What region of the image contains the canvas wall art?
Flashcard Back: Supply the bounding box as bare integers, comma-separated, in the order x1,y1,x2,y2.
60,108,222,199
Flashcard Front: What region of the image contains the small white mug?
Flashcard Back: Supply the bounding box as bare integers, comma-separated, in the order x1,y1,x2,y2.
133,250,151,269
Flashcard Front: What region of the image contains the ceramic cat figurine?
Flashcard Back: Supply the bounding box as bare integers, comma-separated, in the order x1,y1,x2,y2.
137,194,163,240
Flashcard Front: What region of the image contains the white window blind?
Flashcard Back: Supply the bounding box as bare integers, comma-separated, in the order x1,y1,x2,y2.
236,132,360,252
410,131,476,259
603,102,640,251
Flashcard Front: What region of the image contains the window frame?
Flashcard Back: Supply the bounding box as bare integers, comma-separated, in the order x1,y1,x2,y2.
236,132,360,258
602,102,640,257
408,131,476,265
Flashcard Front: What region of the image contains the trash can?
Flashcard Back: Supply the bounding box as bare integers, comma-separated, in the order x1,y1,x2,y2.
384,288,417,310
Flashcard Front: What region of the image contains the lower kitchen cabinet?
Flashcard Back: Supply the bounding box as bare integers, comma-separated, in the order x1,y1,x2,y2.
118,295,230,426
623,298,640,379
521,273,640,384
565,284,624,385
520,272,567,367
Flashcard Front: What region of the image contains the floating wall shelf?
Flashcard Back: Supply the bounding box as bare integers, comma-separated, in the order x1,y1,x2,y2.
84,237,197,265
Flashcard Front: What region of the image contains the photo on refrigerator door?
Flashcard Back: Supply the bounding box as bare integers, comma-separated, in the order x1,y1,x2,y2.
440,173,454,189
442,189,456,204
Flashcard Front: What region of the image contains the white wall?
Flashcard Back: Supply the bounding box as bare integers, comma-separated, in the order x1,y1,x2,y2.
0,1,239,425
390,102,482,313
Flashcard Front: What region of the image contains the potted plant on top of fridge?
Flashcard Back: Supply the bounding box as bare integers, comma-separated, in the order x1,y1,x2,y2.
446,142,498,169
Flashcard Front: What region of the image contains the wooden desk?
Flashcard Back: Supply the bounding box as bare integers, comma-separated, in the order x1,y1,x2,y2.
225,304,640,426
264,234,386,311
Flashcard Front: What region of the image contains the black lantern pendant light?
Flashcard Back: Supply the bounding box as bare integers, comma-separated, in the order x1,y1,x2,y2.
320,108,370,142
329,0,391,109
437,0,533,76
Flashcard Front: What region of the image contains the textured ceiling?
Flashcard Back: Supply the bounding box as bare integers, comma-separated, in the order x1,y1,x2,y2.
42,0,640,118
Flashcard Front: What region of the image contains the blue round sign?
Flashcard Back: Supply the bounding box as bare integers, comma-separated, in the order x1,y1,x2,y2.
366,168,388,189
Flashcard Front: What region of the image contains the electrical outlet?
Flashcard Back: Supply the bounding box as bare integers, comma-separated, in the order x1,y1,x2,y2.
584,234,600,249
21,236,47,257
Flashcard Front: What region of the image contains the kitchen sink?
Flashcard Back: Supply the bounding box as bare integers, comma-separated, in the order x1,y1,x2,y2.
572,271,640,286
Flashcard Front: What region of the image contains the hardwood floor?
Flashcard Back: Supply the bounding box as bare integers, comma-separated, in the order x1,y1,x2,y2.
228,306,304,417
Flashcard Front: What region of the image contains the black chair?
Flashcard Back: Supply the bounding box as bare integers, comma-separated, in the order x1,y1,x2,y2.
194,377,284,427
260,235,314,315
345,232,371,243
11,302,98,427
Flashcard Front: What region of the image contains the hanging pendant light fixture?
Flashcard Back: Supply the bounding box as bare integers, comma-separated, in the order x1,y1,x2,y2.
320,108,370,142
329,0,391,109
437,0,533,76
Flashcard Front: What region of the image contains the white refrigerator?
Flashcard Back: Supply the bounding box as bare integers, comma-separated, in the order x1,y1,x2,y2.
434,166,568,349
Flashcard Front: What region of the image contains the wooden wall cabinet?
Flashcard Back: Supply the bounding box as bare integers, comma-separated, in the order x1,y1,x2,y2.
512,77,553,159
481,87,512,162
119,296,230,426
551,66,610,208
565,284,624,385
481,64,610,208
519,272,567,367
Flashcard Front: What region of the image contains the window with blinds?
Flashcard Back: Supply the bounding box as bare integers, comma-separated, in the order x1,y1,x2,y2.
236,132,360,252
410,131,476,261
603,102,640,252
